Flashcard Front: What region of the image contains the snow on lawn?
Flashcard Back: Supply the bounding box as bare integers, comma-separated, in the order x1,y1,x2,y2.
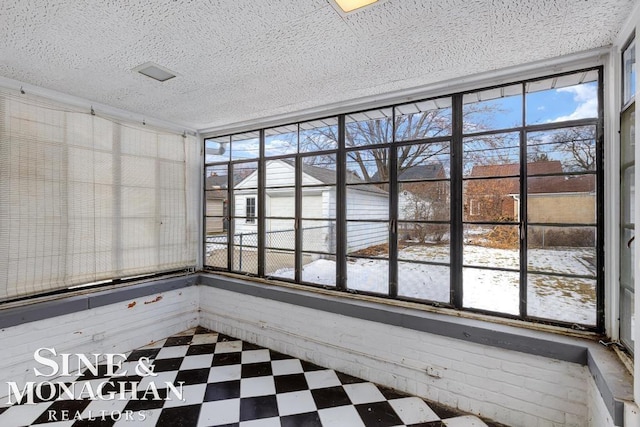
272,244,596,325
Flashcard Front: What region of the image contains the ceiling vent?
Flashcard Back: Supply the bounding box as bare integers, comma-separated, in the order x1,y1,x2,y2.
133,62,177,82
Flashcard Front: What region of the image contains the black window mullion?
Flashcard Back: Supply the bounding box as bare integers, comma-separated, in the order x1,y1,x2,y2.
228,163,235,270
596,66,605,332
451,94,463,308
295,154,302,283
389,108,398,298
336,116,347,290
257,129,266,277
519,128,528,319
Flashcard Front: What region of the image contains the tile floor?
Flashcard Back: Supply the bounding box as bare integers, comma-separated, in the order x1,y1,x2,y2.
0,327,500,426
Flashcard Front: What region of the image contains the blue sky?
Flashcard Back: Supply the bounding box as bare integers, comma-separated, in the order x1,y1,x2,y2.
205,81,598,166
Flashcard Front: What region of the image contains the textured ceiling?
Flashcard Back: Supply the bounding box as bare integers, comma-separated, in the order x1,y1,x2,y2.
0,0,635,131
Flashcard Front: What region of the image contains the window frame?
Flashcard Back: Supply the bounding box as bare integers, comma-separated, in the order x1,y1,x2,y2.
203,66,605,332
245,197,256,224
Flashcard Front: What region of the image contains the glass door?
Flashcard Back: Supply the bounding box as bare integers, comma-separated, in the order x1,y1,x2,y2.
620,38,636,352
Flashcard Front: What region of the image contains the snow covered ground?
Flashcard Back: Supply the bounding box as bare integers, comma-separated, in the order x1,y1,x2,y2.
271,244,596,325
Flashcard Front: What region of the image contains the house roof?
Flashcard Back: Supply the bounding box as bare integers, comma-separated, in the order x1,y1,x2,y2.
234,159,388,195
302,162,388,194
468,161,595,194
396,163,446,181
0,1,633,131
206,174,228,189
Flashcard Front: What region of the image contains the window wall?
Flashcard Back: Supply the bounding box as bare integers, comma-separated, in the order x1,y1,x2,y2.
204,68,604,330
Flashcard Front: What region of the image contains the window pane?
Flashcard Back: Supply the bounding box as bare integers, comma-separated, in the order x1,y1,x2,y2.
299,117,338,152
527,126,596,172
526,72,598,124
621,104,635,166
463,133,520,177
206,165,228,189
621,227,635,287
397,142,450,180
463,267,519,315
527,274,596,325
233,195,258,233
399,224,450,252
231,219,257,274
463,225,519,268
233,161,258,187
623,39,636,105
302,189,334,219
346,148,389,182
463,178,519,222
347,257,388,295
301,254,336,287
463,84,522,132
205,235,227,269
622,166,635,226
265,125,298,157
528,226,596,276
302,155,337,186
302,220,336,253
206,164,228,239
398,262,450,303
399,231,450,261
265,250,295,279
231,132,260,160
346,187,388,220
345,108,393,146
399,182,450,222
395,98,452,140
205,136,230,163
347,221,388,257
527,176,595,224
265,158,296,188
206,214,226,236
265,219,295,250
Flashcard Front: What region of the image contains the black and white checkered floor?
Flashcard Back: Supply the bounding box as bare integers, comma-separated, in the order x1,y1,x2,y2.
0,327,497,426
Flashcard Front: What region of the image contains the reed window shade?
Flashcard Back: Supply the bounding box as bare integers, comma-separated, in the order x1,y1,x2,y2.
0,91,199,302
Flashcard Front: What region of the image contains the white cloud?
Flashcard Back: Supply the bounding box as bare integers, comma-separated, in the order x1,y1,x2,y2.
552,84,598,122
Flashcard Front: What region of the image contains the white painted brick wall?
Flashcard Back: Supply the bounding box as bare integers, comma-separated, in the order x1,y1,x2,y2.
0,286,198,402
0,282,621,427
587,374,616,426
200,285,594,427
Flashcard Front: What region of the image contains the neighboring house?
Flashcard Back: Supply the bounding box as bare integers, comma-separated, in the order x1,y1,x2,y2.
465,160,596,246
234,160,389,253
205,173,228,235
465,161,595,223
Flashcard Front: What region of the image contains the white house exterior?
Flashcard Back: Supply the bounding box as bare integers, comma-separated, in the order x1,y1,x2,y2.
234,160,388,253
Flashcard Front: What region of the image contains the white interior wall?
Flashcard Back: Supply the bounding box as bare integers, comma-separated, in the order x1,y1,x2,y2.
0,286,199,403
199,284,603,427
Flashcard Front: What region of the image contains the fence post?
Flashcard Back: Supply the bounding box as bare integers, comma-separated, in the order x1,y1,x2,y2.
239,233,243,270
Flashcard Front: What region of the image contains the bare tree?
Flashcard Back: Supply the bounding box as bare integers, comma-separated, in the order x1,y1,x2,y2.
527,126,596,172
300,108,455,180
551,127,596,172
400,181,449,243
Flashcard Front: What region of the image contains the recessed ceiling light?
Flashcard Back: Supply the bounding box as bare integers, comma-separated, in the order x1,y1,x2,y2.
133,62,177,82
333,0,379,13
